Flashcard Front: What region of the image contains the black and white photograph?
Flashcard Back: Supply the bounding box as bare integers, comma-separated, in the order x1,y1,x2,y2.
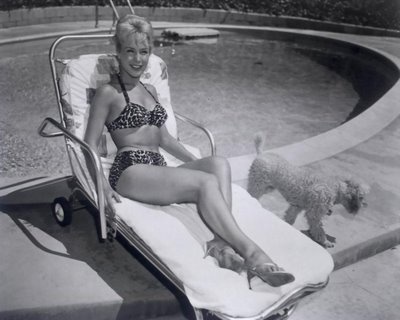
1,1,399,319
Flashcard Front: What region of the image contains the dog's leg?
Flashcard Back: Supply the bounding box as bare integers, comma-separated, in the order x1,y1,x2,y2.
284,205,302,225
305,209,334,248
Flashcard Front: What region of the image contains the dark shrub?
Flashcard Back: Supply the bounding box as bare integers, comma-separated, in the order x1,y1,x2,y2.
1,0,398,30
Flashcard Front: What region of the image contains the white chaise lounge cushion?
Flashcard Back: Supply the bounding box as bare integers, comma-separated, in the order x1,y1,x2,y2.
116,184,334,317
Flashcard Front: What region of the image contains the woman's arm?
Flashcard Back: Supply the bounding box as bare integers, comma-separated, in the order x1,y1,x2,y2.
159,126,199,162
85,86,112,147
145,84,199,162
84,85,121,216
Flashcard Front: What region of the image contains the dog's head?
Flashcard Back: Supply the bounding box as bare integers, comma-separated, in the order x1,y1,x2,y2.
247,158,276,199
339,178,369,214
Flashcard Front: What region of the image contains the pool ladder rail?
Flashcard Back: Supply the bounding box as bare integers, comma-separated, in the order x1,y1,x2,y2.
109,0,135,19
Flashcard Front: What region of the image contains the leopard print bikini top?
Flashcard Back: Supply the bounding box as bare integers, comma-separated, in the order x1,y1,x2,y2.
106,75,168,132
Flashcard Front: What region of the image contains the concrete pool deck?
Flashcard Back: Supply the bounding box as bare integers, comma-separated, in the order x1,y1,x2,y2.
0,21,399,319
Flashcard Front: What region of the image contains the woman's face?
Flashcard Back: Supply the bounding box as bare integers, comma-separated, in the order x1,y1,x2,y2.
118,33,151,79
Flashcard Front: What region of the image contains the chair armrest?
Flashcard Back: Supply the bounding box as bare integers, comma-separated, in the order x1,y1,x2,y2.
175,112,216,156
38,117,108,240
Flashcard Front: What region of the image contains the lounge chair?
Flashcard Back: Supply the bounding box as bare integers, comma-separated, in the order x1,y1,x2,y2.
38,34,334,319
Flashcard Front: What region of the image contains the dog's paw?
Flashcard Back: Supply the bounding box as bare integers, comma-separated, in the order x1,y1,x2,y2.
301,230,336,248
322,234,336,248
323,240,335,248
326,234,336,243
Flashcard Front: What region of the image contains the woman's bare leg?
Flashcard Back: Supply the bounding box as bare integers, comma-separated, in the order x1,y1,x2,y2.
180,157,241,270
116,164,272,266
180,156,232,210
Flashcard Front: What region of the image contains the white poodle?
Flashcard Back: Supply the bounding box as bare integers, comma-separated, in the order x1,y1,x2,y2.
247,135,369,248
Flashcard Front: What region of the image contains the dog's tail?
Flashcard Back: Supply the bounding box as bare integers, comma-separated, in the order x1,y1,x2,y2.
254,132,265,155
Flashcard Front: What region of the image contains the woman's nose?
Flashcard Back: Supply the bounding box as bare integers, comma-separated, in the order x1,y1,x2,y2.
132,52,140,63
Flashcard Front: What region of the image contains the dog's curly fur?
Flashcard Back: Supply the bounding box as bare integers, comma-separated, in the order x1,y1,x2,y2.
247,135,369,248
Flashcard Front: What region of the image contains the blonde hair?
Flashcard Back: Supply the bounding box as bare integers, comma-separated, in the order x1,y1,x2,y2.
114,14,153,52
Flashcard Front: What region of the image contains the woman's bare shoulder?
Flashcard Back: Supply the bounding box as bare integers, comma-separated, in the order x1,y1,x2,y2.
93,83,118,106
96,83,118,97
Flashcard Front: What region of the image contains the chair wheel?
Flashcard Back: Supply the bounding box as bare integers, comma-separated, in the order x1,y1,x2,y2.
107,233,114,242
51,197,72,226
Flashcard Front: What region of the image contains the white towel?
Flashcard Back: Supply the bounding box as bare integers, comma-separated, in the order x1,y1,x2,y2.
116,184,334,318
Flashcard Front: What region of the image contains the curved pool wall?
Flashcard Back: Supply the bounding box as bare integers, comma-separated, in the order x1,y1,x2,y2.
223,27,399,122
195,26,400,181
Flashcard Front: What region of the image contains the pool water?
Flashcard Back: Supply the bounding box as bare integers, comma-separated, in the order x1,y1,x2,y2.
0,29,359,180
155,30,357,156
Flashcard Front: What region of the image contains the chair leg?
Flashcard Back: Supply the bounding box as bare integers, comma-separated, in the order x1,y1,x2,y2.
271,303,298,320
193,308,205,320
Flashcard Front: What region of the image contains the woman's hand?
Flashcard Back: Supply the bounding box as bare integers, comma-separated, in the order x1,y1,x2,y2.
104,185,121,219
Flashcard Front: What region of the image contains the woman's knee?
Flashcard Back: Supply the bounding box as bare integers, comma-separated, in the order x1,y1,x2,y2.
196,172,220,197
207,156,231,176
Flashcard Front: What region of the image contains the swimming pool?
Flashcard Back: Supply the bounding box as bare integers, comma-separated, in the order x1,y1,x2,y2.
0,28,384,180
156,29,359,157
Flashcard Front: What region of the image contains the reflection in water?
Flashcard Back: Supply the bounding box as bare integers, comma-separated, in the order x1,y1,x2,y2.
155,28,220,54
155,37,219,55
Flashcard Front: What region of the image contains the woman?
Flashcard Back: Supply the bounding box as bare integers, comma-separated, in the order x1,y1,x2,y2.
84,14,294,288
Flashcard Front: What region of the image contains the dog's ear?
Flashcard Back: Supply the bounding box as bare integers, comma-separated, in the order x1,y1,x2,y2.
344,178,368,192
344,178,369,206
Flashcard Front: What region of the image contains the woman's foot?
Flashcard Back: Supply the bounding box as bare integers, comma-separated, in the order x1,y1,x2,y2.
244,250,295,288
204,238,245,274
246,262,295,288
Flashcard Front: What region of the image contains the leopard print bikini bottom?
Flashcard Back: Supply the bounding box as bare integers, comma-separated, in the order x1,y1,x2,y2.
109,149,167,190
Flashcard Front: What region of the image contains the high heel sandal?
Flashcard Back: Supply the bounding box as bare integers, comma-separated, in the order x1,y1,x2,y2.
246,263,295,289
204,240,245,274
